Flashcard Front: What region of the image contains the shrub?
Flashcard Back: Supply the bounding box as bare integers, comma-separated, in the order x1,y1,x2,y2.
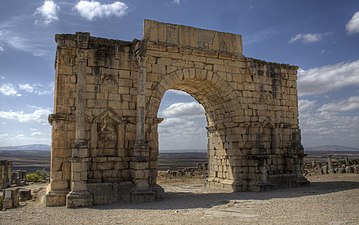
34,169,49,179
26,173,42,182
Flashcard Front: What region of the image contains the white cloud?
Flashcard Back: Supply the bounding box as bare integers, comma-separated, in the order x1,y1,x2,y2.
19,83,54,95
167,89,191,96
299,97,359,147
159,117,207,150
74,1,128,21
289,32,332,43
158,100,207,150
298,99,317,112
298,59,359,96
0,30,50,56
0,133,9,138
16,134,25,139
19,83,34,93
243,28,277,46
161,102,205,118
0,107,51,123
160,118,205,137
0,83,21,96
173,0,181,4
346,11,359,34
31,131,44,136
0,82,53,96
0,76,5,80
35,0,60,25
318,96,359,112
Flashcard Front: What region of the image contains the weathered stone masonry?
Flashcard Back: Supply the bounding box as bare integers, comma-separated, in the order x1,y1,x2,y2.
46,20,309,207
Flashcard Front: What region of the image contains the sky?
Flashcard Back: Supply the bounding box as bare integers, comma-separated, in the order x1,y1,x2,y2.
0,0,358,150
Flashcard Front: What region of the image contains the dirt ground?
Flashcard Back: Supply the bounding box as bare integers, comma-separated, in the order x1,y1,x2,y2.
1,174,358,225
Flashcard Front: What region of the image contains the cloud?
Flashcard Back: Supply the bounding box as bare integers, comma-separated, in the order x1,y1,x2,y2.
158,100,207,150
16,134,25,139
158,117,207,150
318,96,359,112
0,133,10,138
19,83,54,95
298,99,317,112
0,82,53,96
161,102,205,118
0,29,50,56
0,107,51,123
159,118,205,136
298,59,359,96
166,89,191,96
31,131,44,136
346,11,359,34
74,1,128,21
243,28,277,46
289,32,332,43
0,76,5,80
34,0,60,25
172,0,181,4
19,83,34,93
0,83,21,96
299,97,359,147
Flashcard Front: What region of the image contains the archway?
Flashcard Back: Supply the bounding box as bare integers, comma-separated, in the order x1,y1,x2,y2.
46,20,308,207
156,89,208,189
146,68,242,191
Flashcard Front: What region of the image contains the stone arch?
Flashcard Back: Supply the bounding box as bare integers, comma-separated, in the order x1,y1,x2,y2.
46,20,308,208
146,68,244,191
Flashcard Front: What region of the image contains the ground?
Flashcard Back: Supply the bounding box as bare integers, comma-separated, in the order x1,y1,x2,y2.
1,174,358,225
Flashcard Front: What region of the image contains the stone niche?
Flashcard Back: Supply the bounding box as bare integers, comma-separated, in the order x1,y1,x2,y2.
45,19,309,208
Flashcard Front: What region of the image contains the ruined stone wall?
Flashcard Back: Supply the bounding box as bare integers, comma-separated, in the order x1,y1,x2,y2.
47,33,139,206
0,160,12,189
46,19,307,207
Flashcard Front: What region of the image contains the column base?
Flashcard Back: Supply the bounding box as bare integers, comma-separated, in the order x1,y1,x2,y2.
152,184,165,199
206,178,242,192
66,191,93,208
45,190,68,206
131,189,155,203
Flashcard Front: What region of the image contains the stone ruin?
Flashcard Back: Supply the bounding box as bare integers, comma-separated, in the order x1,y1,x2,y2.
0,161,31,210
305,155,359,176
0,160,12,189
46,20,309,208
12,170,27,186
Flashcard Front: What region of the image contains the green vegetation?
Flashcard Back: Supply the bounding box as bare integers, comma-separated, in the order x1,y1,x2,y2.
26,173,42,182
26,169,49,183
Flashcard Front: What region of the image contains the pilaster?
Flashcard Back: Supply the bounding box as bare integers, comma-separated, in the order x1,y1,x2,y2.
66,32,93,208
131,41,155,202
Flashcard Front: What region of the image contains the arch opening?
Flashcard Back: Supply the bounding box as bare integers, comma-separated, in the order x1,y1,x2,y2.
156,89,208,188
146,71,240,191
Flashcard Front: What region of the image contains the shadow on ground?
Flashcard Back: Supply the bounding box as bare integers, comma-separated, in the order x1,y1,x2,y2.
91,180,359,211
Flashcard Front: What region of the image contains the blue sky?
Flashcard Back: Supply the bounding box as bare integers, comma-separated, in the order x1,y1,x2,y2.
0,0,358,149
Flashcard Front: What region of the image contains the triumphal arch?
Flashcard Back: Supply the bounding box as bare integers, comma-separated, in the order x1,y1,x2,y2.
46,20,308,207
